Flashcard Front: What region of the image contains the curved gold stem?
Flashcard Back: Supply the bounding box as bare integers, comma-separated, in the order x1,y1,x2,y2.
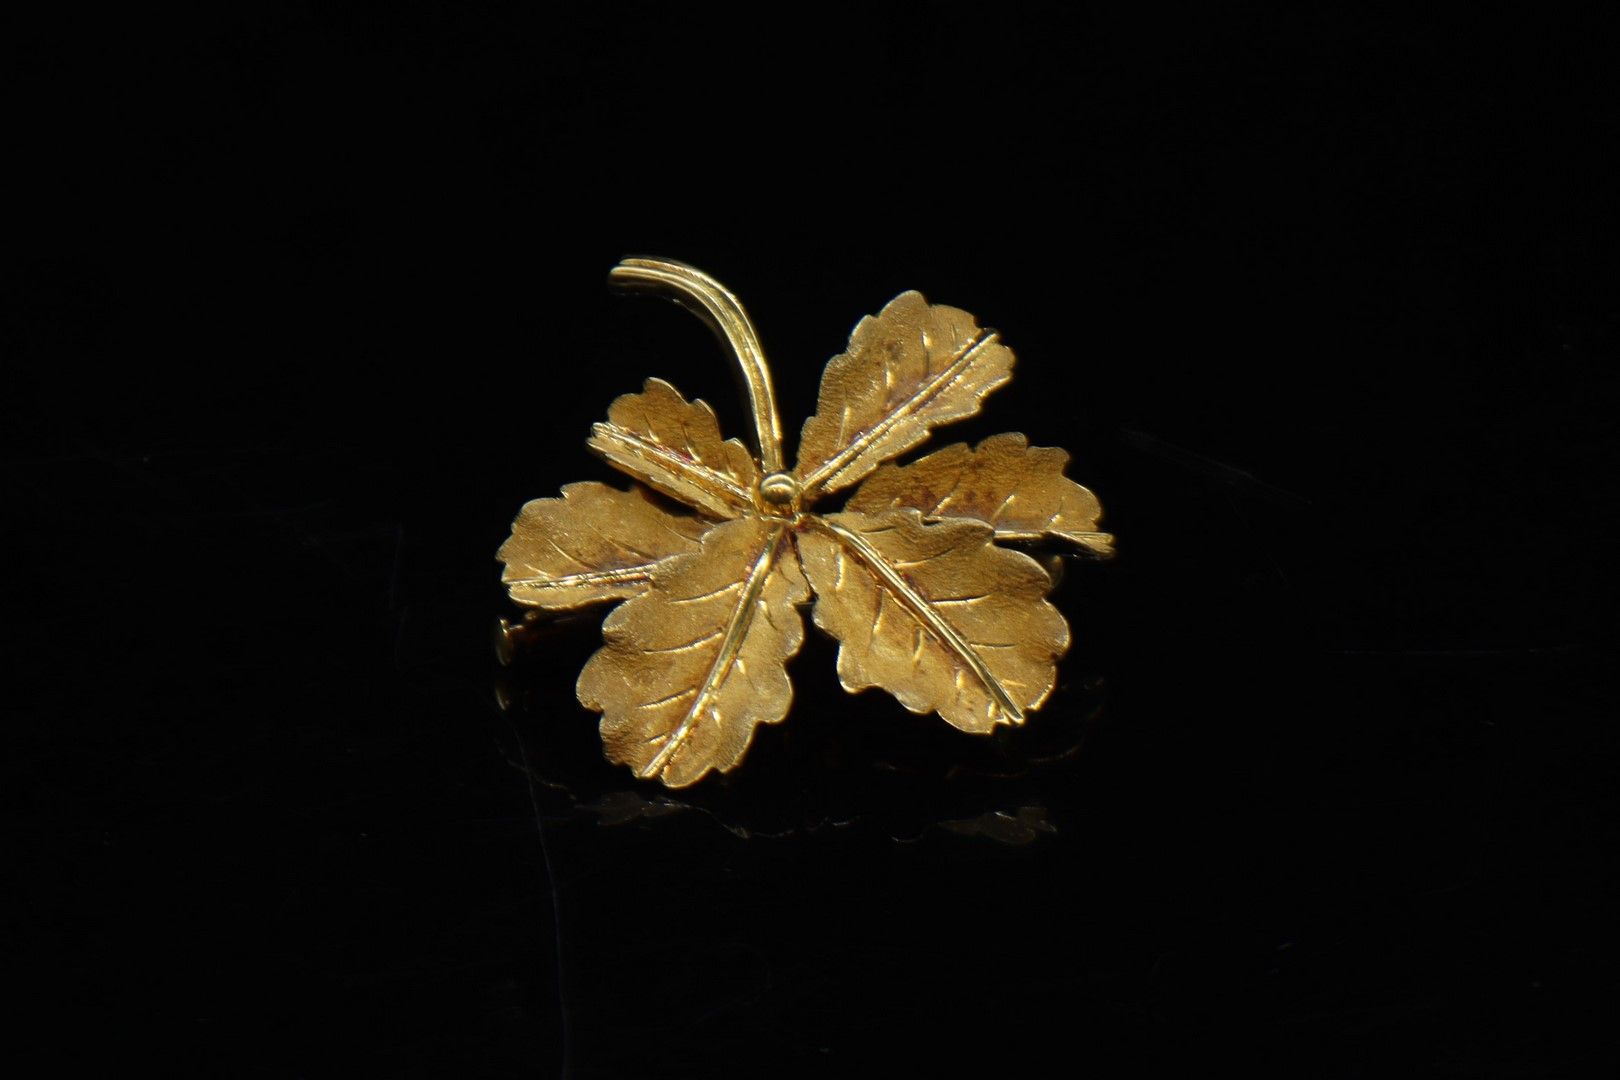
608,257,785,475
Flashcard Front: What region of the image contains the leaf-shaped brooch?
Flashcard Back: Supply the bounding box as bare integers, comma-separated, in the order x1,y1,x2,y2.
498,258,1114,787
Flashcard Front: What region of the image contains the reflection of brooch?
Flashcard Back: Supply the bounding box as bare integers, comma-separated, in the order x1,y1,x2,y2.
498,258,1114,787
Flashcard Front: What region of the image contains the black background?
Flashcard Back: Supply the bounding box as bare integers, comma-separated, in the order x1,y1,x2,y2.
9,6,1619,1076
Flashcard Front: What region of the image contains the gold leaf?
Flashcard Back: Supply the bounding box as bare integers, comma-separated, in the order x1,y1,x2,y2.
587,377,759,519
500,259,1113,786
576,516,809,788
846,432,1115,557
796,508,1069,734
793,291,1014,499
497,482,712,609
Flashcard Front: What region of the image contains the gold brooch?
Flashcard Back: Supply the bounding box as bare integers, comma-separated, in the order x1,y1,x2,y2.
498,258,1113,787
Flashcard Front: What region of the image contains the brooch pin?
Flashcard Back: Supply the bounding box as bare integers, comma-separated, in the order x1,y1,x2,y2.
498,258,1113,787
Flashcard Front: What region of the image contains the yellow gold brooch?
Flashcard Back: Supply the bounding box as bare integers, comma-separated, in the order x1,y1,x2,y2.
498,258,1113,787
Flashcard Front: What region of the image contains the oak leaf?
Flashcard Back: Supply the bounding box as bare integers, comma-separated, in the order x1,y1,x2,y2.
844,432,1116,558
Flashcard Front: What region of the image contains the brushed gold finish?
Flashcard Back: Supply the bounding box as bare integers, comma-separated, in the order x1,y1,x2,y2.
587,378,758,519
845,432,1116,558
608,258,786,475
798,510,1068,733
794,290,1014,500
576,517,808,788
498,258,1113,786
499,482,711,607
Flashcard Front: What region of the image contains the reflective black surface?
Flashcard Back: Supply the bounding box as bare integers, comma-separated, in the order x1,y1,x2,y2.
11,8,1619,1076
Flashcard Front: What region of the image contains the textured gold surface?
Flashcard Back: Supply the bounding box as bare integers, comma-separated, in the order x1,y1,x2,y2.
498,482,709,608
608,259,787,475
798,510,1068,733
794,290,1014,499
587,377,758,519
845,432,1116,558
498,258,1113,786
577,517,807,787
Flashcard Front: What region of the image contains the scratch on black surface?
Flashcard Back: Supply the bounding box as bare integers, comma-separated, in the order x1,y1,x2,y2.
1117,427,1310,504
512,714,572,1073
